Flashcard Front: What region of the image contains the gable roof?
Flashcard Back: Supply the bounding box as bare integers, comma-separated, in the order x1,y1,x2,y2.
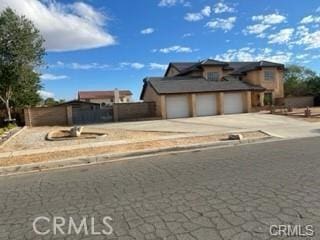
140,76,264,99
78,90,132,99
165,59,284,76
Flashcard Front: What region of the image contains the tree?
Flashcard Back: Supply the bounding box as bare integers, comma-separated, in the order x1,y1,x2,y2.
284,65,317,97
0,8,45,120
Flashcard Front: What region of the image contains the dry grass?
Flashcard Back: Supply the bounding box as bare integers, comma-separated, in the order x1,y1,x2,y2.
0,131,267,167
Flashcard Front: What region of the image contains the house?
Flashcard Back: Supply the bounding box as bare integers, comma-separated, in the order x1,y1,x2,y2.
57,100,101,110
140,59,284,119
78,89,132,107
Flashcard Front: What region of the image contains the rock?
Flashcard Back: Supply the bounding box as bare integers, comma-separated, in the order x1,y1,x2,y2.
70,126,84,137
228,134,244,140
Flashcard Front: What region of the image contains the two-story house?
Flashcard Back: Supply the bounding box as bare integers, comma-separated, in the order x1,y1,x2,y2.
78,89,132,107
140,59,284,119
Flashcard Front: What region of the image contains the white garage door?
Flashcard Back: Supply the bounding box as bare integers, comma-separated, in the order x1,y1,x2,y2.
196,94,217,116
224,93,244,114
166,95,189,119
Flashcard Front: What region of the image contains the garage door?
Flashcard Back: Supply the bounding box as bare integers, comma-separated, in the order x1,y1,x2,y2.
196,94,217,116
166,95,189,119
224,93,244,114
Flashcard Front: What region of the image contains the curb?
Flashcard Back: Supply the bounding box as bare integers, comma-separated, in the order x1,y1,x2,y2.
0,136,277,176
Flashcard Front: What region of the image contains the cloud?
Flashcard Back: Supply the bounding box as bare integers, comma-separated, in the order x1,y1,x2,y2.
70,62,110,70
243,24,271,36
300,15,320,24
149,63,168,70
215,47,292,63
40,73,68,80
243,13,286,37
120,62,145,69
0,0,116,52
38,90,54,99
158,0,190,7
295,26,320,49
184,6,211,22
141,28,155,35
252,13,286,24
182,33,193,38
155,45,194,53
268,28,294,44
212,2,235,14
206,17,236,32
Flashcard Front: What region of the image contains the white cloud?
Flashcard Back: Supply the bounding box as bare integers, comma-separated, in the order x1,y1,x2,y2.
300,15,320,24
201,6,211,17
243,24,271,36
149,63,168,70
155,45,194,53
70,62,110,70
212,2,235,14
0,0,116,52
185,13,204,22
141,28,155,35
40,73,68,80
184,6,211,22
182,33,193,38
252,13,286,24
296,54,309,60
295,26,320,49
215,47,292,63
120,62,145,69
206,17,236,32
158,0,189,7
38,90,54,99
268,28,294,44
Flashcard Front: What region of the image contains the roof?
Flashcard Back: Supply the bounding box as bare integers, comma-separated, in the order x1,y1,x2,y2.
78,90,132,99
57,100,100,106
166,59,284,76
141,76,264,98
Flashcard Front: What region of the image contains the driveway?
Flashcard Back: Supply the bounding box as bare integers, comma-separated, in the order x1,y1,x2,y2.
90,113,320,139
1,137,320,239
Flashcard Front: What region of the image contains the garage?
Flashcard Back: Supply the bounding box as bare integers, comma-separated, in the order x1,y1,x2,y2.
196,94,217,116
166,95,190,119
224,92,244,114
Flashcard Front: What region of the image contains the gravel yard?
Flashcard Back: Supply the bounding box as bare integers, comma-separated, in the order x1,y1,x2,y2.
1,126,180,152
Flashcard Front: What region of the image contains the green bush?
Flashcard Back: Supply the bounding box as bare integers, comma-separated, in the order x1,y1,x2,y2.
0,123,16,136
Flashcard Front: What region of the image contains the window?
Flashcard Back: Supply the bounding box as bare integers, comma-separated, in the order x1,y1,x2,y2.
207,72,220,81
264,70,274,81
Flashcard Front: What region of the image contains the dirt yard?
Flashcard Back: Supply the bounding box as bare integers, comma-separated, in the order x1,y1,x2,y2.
0,131,268,167
0,126,181,152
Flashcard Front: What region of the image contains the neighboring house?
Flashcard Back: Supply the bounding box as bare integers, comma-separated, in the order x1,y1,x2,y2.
78,89,132,107
57,100,101,110
140,59,284,119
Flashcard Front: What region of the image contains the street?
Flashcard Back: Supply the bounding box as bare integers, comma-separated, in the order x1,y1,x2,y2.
1,137,320,240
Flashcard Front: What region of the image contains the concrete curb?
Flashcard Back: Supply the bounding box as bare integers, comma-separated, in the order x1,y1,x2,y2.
0,135,277,176
0,126,26,149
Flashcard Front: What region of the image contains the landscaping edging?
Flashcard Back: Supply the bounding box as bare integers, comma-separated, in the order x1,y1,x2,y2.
0,126,26,148
0,135,277,176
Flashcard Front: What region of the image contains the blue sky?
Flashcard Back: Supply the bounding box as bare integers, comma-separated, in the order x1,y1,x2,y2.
1,0,320,100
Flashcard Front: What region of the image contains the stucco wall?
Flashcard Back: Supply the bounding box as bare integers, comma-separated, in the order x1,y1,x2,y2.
245,68,284,98
142,85,162,117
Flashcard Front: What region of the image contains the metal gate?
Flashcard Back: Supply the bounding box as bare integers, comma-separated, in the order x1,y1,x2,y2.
72,107,113,125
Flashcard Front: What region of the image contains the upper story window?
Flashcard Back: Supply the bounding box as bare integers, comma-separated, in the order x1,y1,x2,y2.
264,70,275,81
207,72,220,81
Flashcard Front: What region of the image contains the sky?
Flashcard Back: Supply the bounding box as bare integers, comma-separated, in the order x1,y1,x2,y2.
0,0,320,101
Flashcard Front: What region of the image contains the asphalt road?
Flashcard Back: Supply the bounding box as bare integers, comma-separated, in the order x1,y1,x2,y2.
1,137,320,240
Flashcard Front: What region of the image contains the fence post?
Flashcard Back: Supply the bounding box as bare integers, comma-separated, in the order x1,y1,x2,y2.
113,104,119,122
24,107,32,127
66,106,73,126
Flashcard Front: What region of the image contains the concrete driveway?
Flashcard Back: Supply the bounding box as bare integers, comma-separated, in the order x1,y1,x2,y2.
90,113,320,139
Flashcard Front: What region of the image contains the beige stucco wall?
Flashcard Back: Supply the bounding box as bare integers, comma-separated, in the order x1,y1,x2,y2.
142,85,162,117
166,67,180,77
245,68,284,98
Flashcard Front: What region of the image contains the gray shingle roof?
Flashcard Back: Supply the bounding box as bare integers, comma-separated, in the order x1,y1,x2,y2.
145,77,264,95
169,59,284,76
